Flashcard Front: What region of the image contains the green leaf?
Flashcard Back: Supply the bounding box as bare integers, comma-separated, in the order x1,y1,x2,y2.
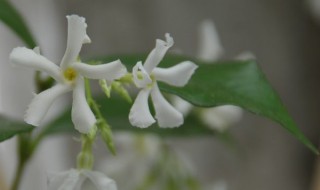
0,115,35,142
94,54,318,154
0,0,36,48
36,54,317,154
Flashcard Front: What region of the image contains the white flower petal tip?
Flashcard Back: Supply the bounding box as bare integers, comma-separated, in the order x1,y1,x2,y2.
24,85,71,127
83,34,91,44
61,14,89,69
129,89,155,128
101,59,127,80
198,20,224,62
153,61,198,87
66,14,86,24
151,85,183,128
72,77,96,134
132,61,152,88
164,33,174,47
154,33,174,52
33,46,41,54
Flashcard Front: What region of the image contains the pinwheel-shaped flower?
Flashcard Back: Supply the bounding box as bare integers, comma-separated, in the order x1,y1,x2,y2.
129,33,198,128
48,169,117,190
10,15,127,133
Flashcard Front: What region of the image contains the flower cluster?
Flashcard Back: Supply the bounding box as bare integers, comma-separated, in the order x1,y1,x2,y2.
9,14,197,190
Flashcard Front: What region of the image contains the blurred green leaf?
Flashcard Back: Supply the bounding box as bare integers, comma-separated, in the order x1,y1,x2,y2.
0,115,34,142
0,0,36,48
28,54,318,154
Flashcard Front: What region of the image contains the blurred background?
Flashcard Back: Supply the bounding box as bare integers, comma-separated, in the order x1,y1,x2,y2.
0,0,320,190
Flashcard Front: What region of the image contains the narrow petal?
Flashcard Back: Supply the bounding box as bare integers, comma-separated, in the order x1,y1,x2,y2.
132,61,152,88
153,61,198,87
25,84,71,126
200,105,243,132
48,169,80,190
72,60,127,80
72,76,96,133
151,84,183,128
10,47,63,82
83,170,117,190
143,33,174,73
129,88,155,128
197,20,224,62
60,15,89,69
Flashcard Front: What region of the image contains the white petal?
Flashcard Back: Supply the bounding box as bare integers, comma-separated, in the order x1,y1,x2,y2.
83,34,91,44
60,15,89,69
132,61,152,88
25,84,71,126
33,46,41,54
171,96,194,116
83,170,117,190
151,84,183,128
143,33,174,73
72,60,127,80
10,47,63,82
48,169,80,190
153,61,198,87
197,20,224,62
200,105,243,132
129,88,155,128
72,76,96,133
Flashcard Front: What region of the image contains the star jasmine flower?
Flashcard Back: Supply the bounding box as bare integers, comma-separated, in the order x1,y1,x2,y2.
9,15,127,133
47,169,117,190
129,33,198,128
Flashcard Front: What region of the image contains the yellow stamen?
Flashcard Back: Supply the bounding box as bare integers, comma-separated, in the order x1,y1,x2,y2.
63,68,77,81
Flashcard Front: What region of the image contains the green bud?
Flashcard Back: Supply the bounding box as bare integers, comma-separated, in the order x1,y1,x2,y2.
118,73,133,84
111,81,132,103
99,79,111,98
77,151,94,169
99,120,116,155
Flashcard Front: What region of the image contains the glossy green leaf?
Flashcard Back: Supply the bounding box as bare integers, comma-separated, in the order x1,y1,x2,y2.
31,54,318,154
0,0,36,48
0,115,34,142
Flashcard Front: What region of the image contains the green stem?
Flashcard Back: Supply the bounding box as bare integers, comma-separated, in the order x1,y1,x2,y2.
11,158,26,190
84,78,116,155
11,134,31,190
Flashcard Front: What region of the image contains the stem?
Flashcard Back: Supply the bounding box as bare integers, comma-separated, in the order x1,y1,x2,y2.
11,134,31,190
84,78,116,155
11,158,26,190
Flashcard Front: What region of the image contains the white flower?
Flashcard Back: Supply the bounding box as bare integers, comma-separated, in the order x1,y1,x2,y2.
47,169,117,190
9,15,127,133
129,33,198,128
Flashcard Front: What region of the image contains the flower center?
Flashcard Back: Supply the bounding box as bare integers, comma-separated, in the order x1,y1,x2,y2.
63,68,77,82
